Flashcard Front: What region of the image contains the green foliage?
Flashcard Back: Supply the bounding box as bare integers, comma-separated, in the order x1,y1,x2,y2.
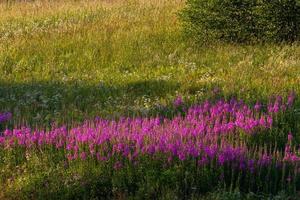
0,154,298,199
181,0,300,43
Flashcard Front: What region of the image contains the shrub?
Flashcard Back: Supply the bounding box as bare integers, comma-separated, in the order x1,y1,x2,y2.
180,0,300,43
260,0,300,42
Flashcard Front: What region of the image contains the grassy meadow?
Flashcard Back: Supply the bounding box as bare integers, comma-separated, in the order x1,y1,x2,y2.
1,0,299,124
0,0,300,199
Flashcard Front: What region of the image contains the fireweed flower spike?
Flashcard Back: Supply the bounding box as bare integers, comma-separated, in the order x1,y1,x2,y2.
287,91,296,107
254,102,262,111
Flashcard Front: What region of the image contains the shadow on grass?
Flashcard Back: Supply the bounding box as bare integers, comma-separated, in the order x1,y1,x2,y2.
0,80,182,125
0,80,298,127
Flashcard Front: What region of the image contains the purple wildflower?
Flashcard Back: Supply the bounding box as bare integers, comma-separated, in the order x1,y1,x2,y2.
0,112,12,123
173,96,183,107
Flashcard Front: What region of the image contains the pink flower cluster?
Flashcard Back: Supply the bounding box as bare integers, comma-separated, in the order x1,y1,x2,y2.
0,93,298,175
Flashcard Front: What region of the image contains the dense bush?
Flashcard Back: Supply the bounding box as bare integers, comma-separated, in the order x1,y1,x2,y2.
181,0,300,43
